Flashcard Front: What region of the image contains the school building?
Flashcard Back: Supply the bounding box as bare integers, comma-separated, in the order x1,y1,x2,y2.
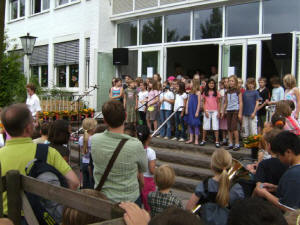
4,0,300,110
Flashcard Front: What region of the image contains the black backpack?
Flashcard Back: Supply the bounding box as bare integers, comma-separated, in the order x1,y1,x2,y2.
25,144,68,225
196,178,229,225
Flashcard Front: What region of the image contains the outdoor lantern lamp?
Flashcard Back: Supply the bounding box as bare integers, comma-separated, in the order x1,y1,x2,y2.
19,33,37,82
20,33,37,55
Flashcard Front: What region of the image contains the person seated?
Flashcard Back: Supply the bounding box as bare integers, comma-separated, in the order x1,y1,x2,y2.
253,128,288,194
274,100,300,135
119,202,203,225
228,197,288,225
186,149,244,212
33,122,50,144
48,120,71,162
255,131,300,211
148,165,183,217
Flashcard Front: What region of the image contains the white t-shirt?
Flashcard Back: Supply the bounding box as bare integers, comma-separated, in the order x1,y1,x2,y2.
138,91,148,111
144,147,156,178
26,94,42,117
160,90,175,110
174,93,188,111
79,136,91,164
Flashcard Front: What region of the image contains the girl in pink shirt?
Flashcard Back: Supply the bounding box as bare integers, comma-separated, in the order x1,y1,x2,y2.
200,79,221,148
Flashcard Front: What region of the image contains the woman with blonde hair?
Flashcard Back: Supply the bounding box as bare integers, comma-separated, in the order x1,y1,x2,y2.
283,74,300,120
186,149,244,211
79,118,97,188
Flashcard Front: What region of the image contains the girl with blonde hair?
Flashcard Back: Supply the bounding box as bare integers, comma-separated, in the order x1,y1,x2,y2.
283,74,300,120
186,149,244,210
79,118,97,188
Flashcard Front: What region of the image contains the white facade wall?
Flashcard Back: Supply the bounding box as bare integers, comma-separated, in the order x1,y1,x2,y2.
4,0,115,110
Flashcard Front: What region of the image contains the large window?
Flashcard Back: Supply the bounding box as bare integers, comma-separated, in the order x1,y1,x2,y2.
165,12,190,42
263,0,300,34
9,0,25,20
117,21,137,47
140,17,162,45
31,0,50,14
226,2,259,37
194,8,222,40
56,65,78,88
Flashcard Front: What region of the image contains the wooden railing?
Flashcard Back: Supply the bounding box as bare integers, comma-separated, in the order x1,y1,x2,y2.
0,170,126,225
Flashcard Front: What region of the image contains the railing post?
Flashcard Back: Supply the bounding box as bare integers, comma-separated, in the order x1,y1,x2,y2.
6,170,21,225
0,163,3,218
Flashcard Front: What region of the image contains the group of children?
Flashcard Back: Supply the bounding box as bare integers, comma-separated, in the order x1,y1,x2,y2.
109,73,300,151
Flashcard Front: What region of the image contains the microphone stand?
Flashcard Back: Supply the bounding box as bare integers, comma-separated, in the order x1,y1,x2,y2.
71,85,98,166
136,88,167,112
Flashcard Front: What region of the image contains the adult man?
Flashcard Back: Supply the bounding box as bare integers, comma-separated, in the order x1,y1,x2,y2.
91,100,147,203
0,104,79,216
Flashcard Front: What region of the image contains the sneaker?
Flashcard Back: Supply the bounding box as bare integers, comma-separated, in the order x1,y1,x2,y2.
178,138,185,142
233,145,240,151
215,142,220,148
199,141,206,146
171,137,178,141
226,145,233,150
164,137,170,140
156,135,162,138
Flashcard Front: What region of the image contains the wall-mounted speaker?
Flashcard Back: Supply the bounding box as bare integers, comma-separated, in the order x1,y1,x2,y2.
271,33,292,59
113,48,128,65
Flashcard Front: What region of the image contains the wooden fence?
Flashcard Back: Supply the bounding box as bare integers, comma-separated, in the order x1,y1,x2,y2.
0,169,126,225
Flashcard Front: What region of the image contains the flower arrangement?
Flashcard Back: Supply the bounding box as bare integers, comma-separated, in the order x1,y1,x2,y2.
39,108,95,121
243,135,262,149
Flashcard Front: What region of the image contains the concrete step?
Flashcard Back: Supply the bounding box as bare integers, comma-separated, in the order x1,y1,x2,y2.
171,188,191,206
155,147,211,168
156,160,213,180
151,137,251,160
173,176,199,193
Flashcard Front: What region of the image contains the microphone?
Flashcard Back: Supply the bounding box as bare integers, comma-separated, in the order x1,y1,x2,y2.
91,85,99,89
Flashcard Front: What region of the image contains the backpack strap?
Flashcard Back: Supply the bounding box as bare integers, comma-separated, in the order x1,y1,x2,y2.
202,178,217,203
95,139,128,191
35,144,49,162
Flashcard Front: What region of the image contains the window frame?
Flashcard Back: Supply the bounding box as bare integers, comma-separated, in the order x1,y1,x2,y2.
56,0,79,7
31,0,50,15
30,65,49,87
55,64,79,89
9,0,25,21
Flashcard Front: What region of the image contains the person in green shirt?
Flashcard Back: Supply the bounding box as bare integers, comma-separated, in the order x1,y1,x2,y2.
92,100,148,203
0,104,79,216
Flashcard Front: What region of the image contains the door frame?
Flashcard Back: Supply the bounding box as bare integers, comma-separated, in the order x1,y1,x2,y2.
220,39,261,83
138,46,164,80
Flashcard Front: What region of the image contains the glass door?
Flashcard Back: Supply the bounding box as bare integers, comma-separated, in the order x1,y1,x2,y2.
221,40,261,82
138,47,163,80
221,43,244,78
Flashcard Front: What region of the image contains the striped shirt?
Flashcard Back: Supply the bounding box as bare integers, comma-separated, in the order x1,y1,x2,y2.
91,130,147,202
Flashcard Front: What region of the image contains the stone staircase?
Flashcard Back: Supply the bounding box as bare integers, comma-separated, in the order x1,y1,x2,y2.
69,122,252,204
149,138,251,203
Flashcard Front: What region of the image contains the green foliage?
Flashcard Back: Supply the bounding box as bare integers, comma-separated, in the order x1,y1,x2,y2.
0,37,27,107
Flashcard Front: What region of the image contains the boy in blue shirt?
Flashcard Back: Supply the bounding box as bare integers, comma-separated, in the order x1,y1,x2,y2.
255,131,300,211
241,78,260,137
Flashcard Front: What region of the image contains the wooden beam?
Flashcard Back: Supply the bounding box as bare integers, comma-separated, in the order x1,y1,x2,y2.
21,191,39,225
21,176,125,220
6,171,21,225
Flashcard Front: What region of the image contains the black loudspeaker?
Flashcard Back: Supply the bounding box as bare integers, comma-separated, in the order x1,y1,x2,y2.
113,48,128,65
271,33,293,59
